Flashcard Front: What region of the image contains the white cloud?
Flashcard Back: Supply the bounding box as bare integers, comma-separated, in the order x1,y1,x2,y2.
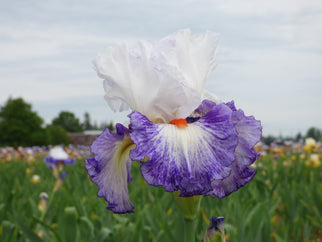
214,0,322,15
0,24,142,61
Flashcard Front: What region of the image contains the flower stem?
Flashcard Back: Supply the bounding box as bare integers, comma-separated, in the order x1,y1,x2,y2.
35,189,56,237
184,218,196,242
172,192,201,242
40,189,57,221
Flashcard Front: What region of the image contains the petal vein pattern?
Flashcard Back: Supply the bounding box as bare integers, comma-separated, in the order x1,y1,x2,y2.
129,103,238,196
156,29,219,94
84,124,136,213
206,101,262,198
94,29,220,122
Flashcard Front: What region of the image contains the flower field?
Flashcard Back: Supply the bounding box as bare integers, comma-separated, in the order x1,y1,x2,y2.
0,143,321,242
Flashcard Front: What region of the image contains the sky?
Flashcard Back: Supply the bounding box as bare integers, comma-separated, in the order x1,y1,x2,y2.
0,0,321,137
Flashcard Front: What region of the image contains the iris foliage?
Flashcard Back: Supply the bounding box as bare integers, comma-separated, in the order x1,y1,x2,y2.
0,154,320,241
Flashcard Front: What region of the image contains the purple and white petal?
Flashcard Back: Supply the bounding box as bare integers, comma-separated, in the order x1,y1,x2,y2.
44,146,75,168
194,99,217,116
84,124,136,214
207,101,262,198
129,103,238,196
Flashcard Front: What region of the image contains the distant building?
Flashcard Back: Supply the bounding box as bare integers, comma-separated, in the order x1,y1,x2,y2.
69,130,102,146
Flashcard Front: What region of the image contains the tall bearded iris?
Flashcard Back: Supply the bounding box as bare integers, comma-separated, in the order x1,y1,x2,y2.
85,29,262,214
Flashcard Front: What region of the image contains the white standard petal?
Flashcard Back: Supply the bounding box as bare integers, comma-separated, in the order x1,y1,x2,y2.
94,29,220,123
201,90,222,104
49,146,68,160
155,29,219,94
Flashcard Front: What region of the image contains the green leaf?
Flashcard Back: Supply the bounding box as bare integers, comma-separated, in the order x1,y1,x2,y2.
11,209,42,242
79,216,94,241
62,206,79,242
98,227,112,242
1,220,15,241
32,216,63,241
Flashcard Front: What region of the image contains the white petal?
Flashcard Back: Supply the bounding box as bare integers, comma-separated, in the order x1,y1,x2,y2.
49,146,68,160
202,90,222,104
156,29,219,93
94,29,219,122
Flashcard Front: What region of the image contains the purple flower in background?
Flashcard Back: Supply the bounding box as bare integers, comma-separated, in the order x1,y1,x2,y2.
44,146,75,169
59,171,68,180
204,216,225,242
85,29,262,214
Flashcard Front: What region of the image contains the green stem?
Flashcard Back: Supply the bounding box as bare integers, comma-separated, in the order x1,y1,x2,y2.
172,192,201,242
184,218,196,242
35,185,58,234
40,189,57,221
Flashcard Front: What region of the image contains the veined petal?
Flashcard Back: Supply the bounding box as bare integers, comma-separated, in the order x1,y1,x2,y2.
156,29,219,94
207,101,262,198
129,103,238,196
229,101,262,150
94,29,219,122
201,90,222,104
84,124,136,213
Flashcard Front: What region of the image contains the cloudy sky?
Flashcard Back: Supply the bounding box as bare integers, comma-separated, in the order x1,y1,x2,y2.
1,0,321,136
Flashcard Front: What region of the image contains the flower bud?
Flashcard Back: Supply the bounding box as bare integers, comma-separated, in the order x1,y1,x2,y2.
38,192,48,211
30,174,40,184
204,217,225,242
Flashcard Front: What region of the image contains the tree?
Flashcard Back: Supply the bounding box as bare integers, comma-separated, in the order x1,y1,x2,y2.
83,112,92,130
52,111,83,133
295,132,302,142
261,135,276,145
306,127,321,141
99,121,115,131
45,125,70,145
0,97,45,147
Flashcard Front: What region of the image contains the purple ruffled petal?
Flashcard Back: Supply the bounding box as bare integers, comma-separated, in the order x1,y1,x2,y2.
194,99,217,115
63,158,76,165
44,156,75,169
207,101,262,198
84,124,136,214
129,103,238,196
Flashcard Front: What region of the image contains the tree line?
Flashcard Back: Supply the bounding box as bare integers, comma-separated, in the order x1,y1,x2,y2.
0,97,114,147
262,127,322,145
1,97,320,147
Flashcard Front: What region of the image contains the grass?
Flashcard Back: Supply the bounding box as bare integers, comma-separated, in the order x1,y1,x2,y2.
0,153,321,241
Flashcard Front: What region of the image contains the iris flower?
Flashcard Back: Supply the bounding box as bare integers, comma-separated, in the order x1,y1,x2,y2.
44,146,75,169
85,29,262,214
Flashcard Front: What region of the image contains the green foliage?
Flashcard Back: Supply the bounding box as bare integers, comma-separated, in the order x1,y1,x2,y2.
45,125,70,145
0,154,320,241
52,111,83,133
306,127,322,141
29,130,47,146
0,98,44,147
261,135,276,145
